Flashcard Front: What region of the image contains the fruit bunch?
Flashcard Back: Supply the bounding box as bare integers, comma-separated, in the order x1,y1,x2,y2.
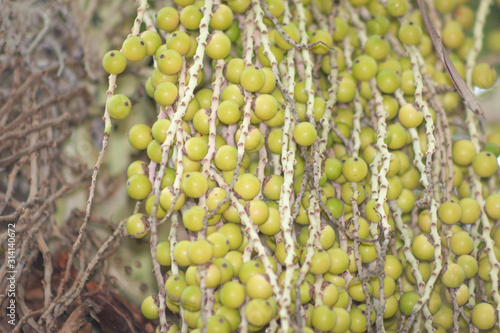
99,0,500,331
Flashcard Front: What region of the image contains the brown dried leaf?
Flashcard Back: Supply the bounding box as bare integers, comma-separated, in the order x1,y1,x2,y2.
84,292,154,333
58,305,90,333
415,0,484,118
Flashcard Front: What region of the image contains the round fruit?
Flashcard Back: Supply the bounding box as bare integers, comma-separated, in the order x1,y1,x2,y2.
311,305,337,332
399,291,420,316
452,139,476,166
157,49,183,75
352,55,378,81
365,35,390,60
246,274,273,299
411,234,435,260
245,298,274,326
156,241,171,266
180,5,203,30
180,285,202,311
154,82,178,106
275,23,300,50
471,303,496,330
472,151,498,178
185,137,208,161
240,67,265,92
342,157,368,182
398,103,423,128
450,231,474,255
310,29,333,55
459,197,481,224
187,239,213,265
140,30,162,56
387,0,409,16
376,69,401,94
485,193,500,219
209,4,233,30
126,174,152,200
206,32,232,60
165,274,188,301
156,7,180,32
472,63,497,89
102,50,127,75
181,172,208,198
293,122,317,146
122,36,147,62
234,173,261,200
457,254,479,279
141,296,159,319
254,94,279,121
438,200,462,224
215,145,238,171
398,21,422,45
107,94,132,119
442,21,465,50
126,213,147,238
441,263,465,288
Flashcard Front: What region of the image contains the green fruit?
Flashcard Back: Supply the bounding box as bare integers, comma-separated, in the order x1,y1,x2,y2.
293,122,317,146
311,305,337,331
126,174,152,200
102,50,127,75
471,303,496,330
141,295,159,319
122,36,147,62
107,94,132,119
399,291,420,316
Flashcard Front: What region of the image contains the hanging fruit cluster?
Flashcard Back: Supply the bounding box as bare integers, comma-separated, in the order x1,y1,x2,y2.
99,0,500,331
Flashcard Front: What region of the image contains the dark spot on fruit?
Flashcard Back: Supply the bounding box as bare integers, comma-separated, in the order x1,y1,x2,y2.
140,41,145,45
125,102,129,106
174,276,179,281
110,52,115,57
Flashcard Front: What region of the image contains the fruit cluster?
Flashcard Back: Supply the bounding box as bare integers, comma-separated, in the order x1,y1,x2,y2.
101,0,500,332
